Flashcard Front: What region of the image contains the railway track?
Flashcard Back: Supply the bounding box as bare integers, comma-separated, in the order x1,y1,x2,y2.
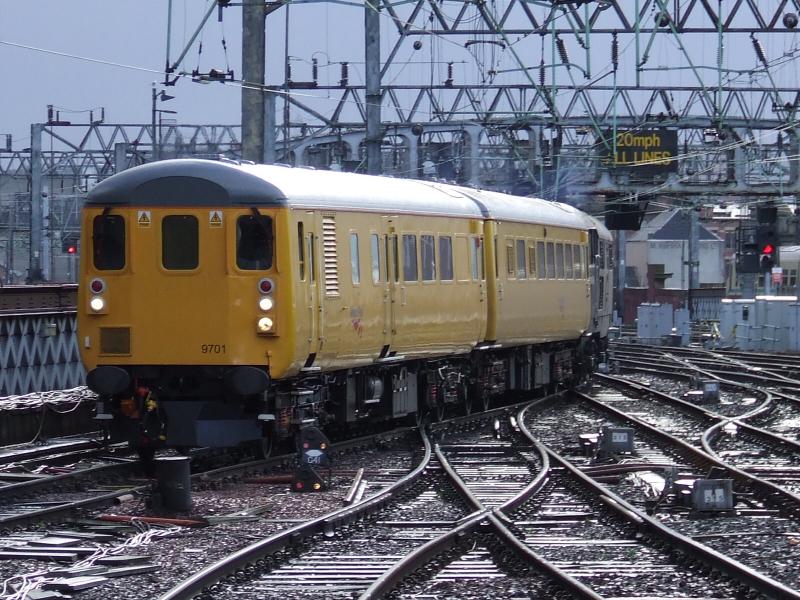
522,382,800,591
158,392,800,600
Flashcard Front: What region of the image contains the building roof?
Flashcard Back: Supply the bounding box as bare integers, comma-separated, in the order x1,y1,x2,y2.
628,208,720,242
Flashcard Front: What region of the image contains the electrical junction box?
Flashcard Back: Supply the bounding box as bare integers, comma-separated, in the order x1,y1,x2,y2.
701,380,720,403
599,426,635,455
692,479,733,511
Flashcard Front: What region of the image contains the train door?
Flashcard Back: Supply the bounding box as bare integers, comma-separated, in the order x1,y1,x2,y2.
303,212,323,360
378,216,396,353
588,229,600,331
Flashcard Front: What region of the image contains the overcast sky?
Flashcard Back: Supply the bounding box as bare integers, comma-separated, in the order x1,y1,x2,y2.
2,1,799,150
0,1,266,147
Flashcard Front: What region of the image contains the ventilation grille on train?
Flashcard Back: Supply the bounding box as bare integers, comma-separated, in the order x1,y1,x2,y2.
322,216,340,297
100,327,131,355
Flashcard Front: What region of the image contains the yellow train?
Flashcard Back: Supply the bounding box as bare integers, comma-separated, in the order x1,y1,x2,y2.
78,158,612,454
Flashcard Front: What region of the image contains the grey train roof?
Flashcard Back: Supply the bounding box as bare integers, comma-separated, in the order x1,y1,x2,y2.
88,158,606,233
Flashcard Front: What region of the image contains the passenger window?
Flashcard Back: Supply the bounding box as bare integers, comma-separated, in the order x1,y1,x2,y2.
565,244,573,278
516,239,526,279
370,233,384,283
470,237,484,280
350,233,360,285
92,214,125,270
439,236,453,281
421,234,436,281
528,244,536,277
506,242,515,278
556,243,565,279
546,242,556,278
536,241,546,280
236,214,273,270
457,236,471,282
402,234,418,281
163,215,199,270
298,223,305,280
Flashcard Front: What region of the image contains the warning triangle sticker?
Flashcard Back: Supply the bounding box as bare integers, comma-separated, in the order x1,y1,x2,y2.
137,211,151,227
209,210,223,227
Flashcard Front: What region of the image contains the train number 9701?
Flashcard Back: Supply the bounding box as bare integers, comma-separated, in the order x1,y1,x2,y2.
201,344,226,354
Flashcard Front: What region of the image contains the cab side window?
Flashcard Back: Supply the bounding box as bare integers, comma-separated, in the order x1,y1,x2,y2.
93,214,125,270
163,215,198,270
350,233,361,284
236,214,273,270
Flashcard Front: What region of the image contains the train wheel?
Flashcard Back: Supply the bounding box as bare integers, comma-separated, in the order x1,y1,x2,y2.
256,436,273,459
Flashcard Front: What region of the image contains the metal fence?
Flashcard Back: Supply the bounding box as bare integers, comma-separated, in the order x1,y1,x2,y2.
0,312,84,396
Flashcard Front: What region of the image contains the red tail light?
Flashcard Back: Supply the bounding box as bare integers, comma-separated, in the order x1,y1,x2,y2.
90,278,105,293
258,278,274,293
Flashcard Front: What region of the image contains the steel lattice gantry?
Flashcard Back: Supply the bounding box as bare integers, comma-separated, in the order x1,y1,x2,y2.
215,0,800,202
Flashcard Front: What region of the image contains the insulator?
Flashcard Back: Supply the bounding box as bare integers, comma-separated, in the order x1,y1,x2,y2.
286,64,292,81
312,58,318,82
751,35,768,67
556,37,569,66
611,32,619,71
448,62,454,80
778,132,784,149
340,62,349,86
539,60,545,87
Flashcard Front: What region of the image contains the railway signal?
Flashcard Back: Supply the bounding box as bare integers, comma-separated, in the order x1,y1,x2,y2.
760,241,775,271
61,233,79,254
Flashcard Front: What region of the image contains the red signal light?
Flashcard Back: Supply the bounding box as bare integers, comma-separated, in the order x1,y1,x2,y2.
761,243,775,255
66,245,77,254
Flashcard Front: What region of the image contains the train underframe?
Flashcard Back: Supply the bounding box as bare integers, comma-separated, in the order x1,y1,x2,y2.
94,334,606,454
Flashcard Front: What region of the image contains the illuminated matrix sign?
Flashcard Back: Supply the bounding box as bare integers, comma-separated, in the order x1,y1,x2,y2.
600,129,678,175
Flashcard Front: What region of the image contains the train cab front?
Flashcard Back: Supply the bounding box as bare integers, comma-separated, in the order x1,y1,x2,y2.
77,162,289,453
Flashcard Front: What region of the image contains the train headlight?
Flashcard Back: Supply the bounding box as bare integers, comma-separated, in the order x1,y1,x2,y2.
89,297,105,312
258,296,274,311
256,316,274,334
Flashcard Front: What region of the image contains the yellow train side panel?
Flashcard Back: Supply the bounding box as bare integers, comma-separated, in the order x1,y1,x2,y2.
292,210,486,372
492,222,590,345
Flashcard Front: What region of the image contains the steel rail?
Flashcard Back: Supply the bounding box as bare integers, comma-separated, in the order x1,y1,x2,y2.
577,384,800,519
361,393,593,599
598,371,800,471
516,399,800,600
158,427,433,600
